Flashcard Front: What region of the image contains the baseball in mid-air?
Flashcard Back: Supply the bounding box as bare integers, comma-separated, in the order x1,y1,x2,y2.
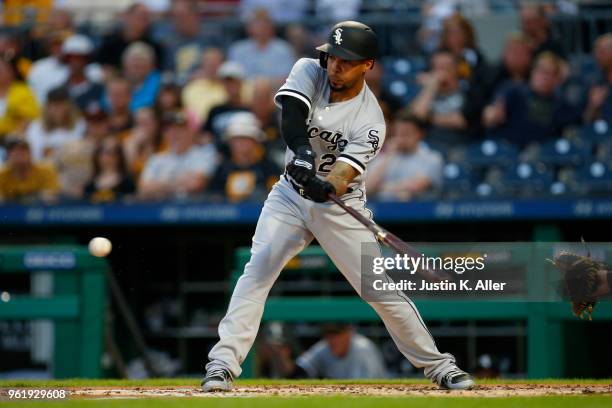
88,237,112,257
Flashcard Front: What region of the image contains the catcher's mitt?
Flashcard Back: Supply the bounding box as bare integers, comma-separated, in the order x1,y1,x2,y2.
548,251,604,320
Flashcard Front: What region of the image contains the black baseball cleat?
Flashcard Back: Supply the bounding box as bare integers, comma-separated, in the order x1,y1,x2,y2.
202,367,233,392
437,369,475,390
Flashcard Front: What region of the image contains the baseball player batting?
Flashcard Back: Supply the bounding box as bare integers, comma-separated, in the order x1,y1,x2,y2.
203,21,475,391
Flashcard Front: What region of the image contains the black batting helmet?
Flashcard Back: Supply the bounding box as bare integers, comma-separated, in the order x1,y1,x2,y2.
316,21,378,69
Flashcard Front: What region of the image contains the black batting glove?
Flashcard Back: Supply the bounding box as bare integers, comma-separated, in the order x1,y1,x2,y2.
304,177,336,203
287,145,316,185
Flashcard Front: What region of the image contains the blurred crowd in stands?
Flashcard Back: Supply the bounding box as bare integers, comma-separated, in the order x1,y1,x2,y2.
0,0,610,204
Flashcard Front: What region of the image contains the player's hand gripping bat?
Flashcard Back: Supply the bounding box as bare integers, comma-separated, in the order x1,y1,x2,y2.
328,193,451,282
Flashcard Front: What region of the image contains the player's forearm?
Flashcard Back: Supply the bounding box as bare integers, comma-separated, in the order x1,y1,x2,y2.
280,96,310,153
325,161,358,196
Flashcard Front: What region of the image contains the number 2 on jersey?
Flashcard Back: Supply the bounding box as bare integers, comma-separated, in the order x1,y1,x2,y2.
318,153,336,173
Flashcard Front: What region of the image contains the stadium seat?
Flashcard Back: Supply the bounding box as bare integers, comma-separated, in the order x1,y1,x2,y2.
464,139,519,168
595,139,612,164
441,162,478,199
385,79,421,105
382,56,427,77
474,181,497,198
494,162,555,197
569,161,612,196
549,181,570,197
582,119,612,144
533,137,592,167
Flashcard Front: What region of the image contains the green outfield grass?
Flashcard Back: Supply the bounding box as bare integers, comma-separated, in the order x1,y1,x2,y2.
1,396,612,408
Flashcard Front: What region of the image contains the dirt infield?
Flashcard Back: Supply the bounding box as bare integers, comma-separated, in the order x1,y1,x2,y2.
67,383,612,399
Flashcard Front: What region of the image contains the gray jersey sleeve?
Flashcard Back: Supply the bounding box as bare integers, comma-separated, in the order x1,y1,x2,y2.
274,58,321,111
338,122,386,175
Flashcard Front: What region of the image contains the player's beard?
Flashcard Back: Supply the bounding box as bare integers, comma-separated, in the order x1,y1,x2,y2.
330,83,346,92
329,74,363,93
329,78,356,93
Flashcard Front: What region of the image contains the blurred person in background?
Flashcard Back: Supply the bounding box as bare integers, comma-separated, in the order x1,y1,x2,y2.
96,2,164,73
84,137,135,202
0,138,58,203
285,24,316,59
202,61,250,143
366,112,443,201
139,110,217,200
123,107,164,177
486,32,534,102
156,0,220,79
209,112,279,202
104,76,134,136
439,13,489,86
238,0,308,24
417,0,488,55
27,29,72,104
520,4,566,60
410,49,483,149
54,103,110,199
182,47,227,124
60,34,105,111
0,52,39,138
121,42,161,112
249,77,284,167
2,0,54,26
264,323,387,379
584,33,612,123
155,81,183,115
0,32,31,78
227,9,296,81
314,0,362,22
25,87,85,161
24,7,74,62
483,52,579,148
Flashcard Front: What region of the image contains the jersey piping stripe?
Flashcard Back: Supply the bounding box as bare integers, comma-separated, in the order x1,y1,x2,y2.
275,89,312,110
356,189,438,347
338,154,366,173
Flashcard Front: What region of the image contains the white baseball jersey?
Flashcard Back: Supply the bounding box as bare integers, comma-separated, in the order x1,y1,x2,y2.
274,58,386,200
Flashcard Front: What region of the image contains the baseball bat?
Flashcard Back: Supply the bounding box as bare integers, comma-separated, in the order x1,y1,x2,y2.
328,193,451,282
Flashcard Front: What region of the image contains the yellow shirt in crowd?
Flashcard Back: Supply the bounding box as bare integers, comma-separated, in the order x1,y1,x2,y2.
0,162,59,201
0,82,40,137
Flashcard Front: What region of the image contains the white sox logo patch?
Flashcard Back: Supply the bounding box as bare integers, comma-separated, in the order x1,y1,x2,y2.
367,129,380,154
333,28,343,45
308,126,347,152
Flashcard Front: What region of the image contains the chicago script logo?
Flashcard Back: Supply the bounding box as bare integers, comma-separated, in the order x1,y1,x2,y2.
308,126,347,152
